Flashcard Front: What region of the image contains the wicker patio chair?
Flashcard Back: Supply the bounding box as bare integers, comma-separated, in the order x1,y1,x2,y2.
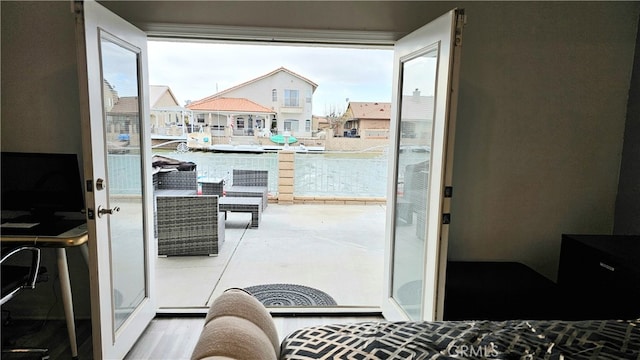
153,170,199,238
232,169,268,187
156,170,198,191
227,169,269,209
156,195,225,256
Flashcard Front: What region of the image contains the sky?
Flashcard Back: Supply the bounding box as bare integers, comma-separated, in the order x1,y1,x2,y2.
147,40,394,116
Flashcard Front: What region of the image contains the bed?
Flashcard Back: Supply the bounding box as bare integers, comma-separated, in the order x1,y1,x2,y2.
279,262,638,359
191,289,640,360
280,318,640,359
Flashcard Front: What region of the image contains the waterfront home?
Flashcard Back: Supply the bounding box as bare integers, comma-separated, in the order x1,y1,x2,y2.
343,101,392,139
149,85,193,146
187,67,318,138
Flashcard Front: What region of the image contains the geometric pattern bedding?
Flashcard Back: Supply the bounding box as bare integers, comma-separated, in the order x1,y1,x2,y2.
280,319,640,359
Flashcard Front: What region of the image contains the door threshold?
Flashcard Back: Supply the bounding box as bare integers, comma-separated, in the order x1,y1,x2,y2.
156,306,382,318
269,306,382,317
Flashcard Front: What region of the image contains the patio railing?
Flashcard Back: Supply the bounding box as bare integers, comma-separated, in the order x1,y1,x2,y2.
108,151,389,198
294,154,387,197
108,154,142,195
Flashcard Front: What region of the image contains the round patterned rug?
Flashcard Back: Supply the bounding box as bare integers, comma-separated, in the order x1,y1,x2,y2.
244,283,337,306
397,280,422,305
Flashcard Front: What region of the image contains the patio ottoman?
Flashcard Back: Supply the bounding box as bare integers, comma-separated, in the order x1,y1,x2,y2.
226,185,268,209
219,197,262,229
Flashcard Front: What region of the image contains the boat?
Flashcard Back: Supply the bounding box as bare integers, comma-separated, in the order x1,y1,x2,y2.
270,134,298,144
208,144,266,153
207,143,324,153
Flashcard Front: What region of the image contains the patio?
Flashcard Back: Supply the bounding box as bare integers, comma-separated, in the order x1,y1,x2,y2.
156,203,386,310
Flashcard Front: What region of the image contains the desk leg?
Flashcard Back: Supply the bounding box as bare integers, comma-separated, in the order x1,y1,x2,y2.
80,243,89,266
57,248,79,360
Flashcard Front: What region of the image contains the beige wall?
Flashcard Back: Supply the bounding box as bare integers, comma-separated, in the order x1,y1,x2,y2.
614,20,640,235
155,91,179,107
447,2,638,280
1,1,83,154
324,136,389,152
1,1,91,319
361,119,389,130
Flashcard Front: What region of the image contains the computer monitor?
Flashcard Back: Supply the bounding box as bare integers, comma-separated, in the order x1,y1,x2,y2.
1,152,85,220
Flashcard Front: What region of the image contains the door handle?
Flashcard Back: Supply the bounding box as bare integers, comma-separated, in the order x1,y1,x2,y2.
599,262,615,272
97,205,120,218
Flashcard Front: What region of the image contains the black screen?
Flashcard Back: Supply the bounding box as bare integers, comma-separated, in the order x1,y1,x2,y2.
1,152,85,219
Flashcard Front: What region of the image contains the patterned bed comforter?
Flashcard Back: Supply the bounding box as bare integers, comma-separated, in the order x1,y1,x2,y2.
280,319,640,359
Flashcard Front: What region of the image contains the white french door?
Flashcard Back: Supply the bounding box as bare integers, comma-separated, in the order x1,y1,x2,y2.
75,1,156,358
383,9,465,321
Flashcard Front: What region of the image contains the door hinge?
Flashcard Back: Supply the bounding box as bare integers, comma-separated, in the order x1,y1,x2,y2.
455,9,466,46
442,213,451,224
444,186,453,198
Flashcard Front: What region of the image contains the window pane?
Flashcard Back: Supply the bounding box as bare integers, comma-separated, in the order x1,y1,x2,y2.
101,35,146,331
285,89,299,107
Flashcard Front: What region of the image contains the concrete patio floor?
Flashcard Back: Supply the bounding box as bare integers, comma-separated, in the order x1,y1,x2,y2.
155,203,386,310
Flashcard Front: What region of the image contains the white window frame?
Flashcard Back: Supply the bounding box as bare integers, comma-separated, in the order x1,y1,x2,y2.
284,89,300,107
236,116,245,129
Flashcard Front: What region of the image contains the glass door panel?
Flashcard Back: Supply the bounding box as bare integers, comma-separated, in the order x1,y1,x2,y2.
100,35,147,331
392,48,438,320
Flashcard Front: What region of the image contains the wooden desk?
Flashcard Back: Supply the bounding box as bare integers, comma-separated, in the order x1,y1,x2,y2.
1,222,88,360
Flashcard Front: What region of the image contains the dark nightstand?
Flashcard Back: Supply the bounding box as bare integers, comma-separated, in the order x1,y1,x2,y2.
558,234,640,320
444,261,561,320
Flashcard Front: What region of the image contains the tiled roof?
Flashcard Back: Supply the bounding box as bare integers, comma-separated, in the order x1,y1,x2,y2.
313,115,329,124
186,97,275,113
108,96,138,113
189,67,317,106
401,95,434,120
347,102,391,120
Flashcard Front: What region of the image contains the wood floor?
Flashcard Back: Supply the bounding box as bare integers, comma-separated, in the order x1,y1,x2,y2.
1,318,93,360
2,314,383,360
125,314,384,359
